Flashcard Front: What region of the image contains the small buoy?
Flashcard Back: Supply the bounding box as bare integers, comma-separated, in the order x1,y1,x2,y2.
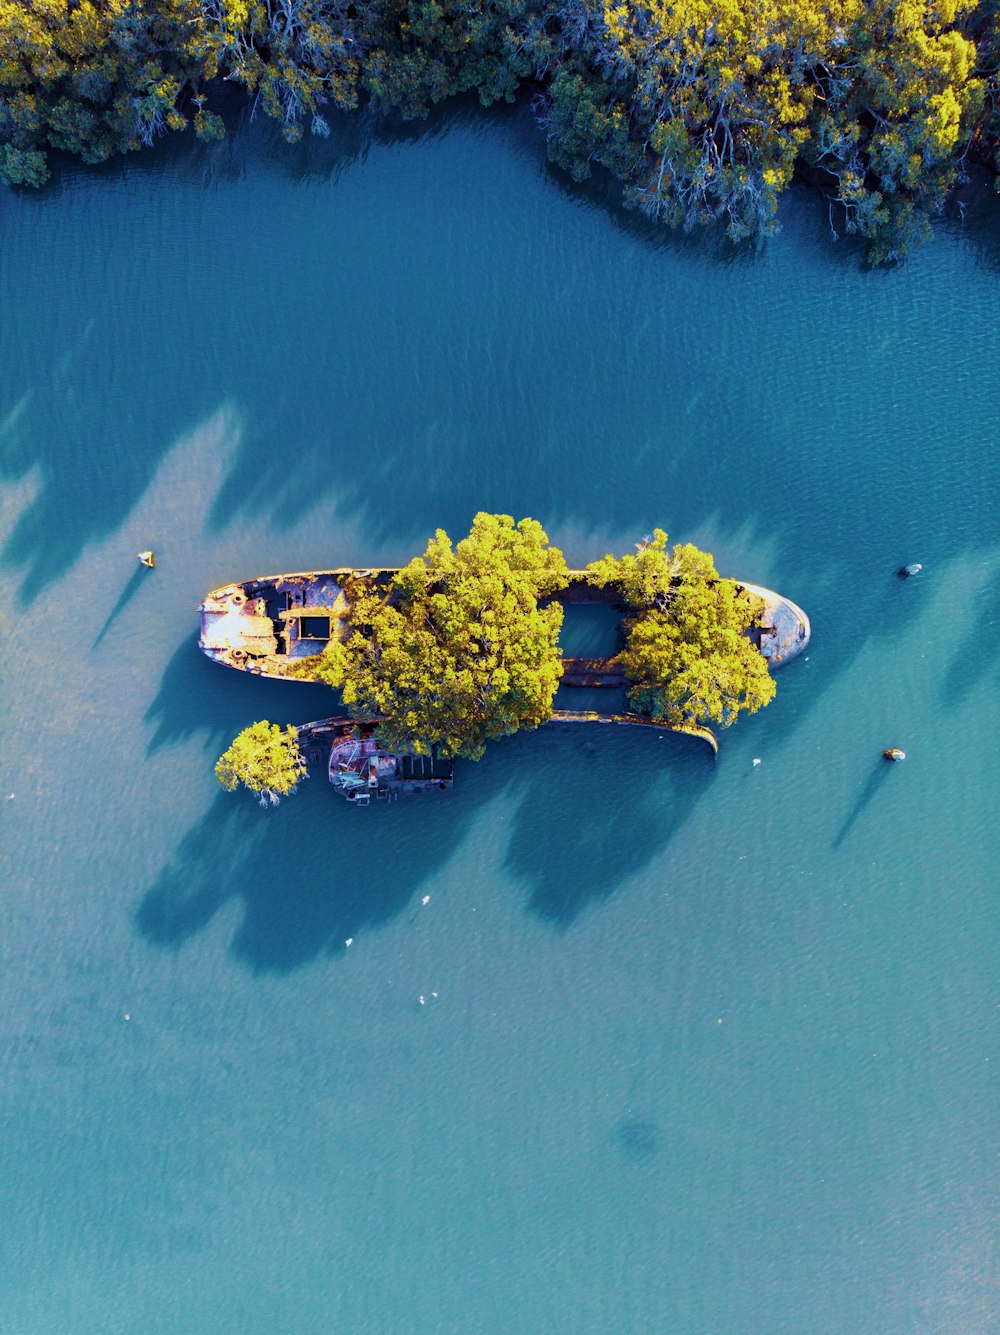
883,748,906,763
897,563,922,578
138,550,156,568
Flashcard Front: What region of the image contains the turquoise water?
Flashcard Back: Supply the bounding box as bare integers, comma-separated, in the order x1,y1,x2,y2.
1,105,997,1333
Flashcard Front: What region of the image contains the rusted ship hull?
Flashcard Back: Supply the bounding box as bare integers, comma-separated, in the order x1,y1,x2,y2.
297,718,455,804
294,711,717,805
198,568,810,680
199,569,361,676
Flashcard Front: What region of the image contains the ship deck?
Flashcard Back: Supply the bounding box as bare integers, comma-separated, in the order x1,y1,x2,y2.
199,568,810,680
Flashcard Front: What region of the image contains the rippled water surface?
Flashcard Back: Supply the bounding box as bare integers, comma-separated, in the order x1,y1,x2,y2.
1,107,997,1334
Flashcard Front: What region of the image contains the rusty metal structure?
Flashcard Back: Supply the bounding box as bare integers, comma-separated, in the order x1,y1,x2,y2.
297,719,455,805
199,568,809,678
199,565,810,797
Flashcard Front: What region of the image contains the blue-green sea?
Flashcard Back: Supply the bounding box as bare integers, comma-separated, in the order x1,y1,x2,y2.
1,104,997,1334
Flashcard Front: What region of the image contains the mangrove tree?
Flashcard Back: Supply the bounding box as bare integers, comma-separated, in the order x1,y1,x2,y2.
311,512,568,759
587,530,776,728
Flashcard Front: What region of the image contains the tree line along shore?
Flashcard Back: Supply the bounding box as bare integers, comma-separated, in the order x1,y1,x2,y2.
2,0,999,260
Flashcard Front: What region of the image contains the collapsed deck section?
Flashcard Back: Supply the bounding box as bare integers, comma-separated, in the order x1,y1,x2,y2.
199,572,353,673
298,719,454,805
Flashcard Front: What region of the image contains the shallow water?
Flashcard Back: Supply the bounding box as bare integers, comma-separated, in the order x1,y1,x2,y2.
0,105,997,1334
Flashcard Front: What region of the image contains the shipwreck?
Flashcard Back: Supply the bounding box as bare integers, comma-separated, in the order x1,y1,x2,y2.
199,568,809,677
199,566,810,800
298,718,455,806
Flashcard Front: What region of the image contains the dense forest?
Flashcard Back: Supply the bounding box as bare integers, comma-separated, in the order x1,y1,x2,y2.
2,0,998,258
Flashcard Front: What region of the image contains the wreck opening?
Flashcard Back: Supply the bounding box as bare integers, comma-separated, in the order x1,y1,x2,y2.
298,615,332,640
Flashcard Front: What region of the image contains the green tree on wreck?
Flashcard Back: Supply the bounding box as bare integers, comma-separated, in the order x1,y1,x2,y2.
311,512,568,759
215,720,308,804
587,530,775,730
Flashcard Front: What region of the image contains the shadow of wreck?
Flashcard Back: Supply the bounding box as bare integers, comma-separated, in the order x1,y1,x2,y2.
136,779,466,973
504,724,715,927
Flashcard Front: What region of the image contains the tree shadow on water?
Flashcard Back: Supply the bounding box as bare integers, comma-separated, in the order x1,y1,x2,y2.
137,779,465,972
144,635,335,756
0,362,226,606
951,167,1000,276
504,726,714,927
940,568,1000,708
138,622,469,972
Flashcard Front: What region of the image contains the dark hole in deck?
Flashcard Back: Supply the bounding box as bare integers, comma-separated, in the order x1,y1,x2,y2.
299,615,331,639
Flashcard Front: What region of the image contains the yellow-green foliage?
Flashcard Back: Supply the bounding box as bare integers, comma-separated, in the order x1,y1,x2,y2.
588,531,775,729
215,720,307,804
308,520,776,748
588,0,984,250
807,0,984,259
600,0,836,237
587,528,718,609
0,0,208,173
0,0,993,255
205,0,361,135
312,513,568,759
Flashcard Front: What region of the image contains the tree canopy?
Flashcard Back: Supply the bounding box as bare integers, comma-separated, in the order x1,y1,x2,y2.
1,0,998,257
215,720,308,804
587,530,776,729
311,512,568,759
566,0,985,260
